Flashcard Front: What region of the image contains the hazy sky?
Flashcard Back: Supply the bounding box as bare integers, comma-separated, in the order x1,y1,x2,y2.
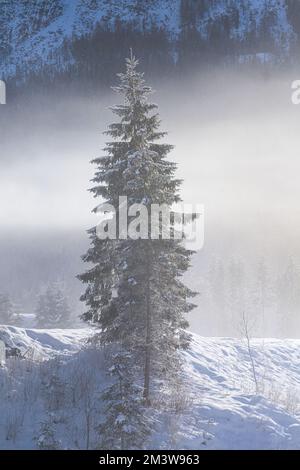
2,68,300,336
1,70,300,257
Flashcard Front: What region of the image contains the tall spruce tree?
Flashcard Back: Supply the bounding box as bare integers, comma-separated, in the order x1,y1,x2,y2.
79,53,196,449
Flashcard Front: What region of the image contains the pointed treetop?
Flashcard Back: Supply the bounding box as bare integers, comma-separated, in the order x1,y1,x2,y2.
126,48,138,70
129,47,134,61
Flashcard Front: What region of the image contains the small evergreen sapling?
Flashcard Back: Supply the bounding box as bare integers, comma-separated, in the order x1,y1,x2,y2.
35,284,71,328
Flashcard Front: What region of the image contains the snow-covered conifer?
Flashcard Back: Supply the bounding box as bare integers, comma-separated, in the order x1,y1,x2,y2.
79,53,196,448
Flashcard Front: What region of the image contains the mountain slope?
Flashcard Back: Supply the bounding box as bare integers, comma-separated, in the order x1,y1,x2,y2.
0,0,297,82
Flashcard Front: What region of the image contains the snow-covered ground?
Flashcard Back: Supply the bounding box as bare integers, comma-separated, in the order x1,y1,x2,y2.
0,326,299,449
180,336,300,450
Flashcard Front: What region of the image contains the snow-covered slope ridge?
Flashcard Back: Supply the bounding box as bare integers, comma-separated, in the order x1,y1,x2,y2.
0,325,91,360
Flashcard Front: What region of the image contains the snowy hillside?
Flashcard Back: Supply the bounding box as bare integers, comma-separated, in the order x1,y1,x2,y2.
0,326,300,449
0,0,297,81
181,335,300,449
